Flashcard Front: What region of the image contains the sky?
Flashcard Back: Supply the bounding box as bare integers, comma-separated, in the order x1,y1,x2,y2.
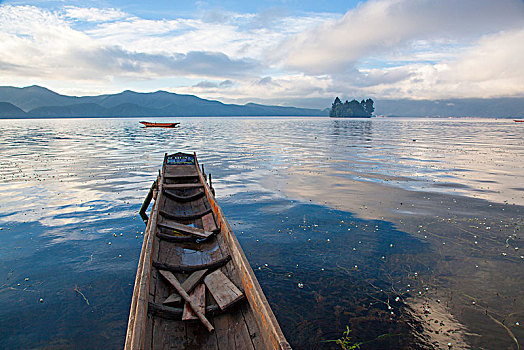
1,0,524,108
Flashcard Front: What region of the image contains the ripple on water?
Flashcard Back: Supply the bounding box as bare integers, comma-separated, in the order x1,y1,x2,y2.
0,117,522,348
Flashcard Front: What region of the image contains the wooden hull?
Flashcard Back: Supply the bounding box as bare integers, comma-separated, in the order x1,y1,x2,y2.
140,122,180,128
514,120,524,122
126,152,291,349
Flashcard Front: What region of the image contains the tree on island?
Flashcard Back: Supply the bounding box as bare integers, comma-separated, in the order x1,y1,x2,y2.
329,97,374,118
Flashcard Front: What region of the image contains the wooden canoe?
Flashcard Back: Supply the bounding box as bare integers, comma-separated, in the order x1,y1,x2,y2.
126,152,291,349
140,121,180,128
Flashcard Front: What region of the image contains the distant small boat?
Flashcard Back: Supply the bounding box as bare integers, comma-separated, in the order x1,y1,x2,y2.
140,121,180,128
514,119,524,123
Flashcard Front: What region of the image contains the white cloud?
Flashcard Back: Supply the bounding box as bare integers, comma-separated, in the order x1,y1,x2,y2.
1,1,524,105
280,0,524,74
64,6,128,22
0,5,262,82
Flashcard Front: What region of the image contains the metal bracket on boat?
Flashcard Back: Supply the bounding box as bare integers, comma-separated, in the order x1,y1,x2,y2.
208,173,215,196
139,180,157,224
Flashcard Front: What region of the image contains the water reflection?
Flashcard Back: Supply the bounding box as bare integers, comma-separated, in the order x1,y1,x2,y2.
332,119,373,142
0,117,522,349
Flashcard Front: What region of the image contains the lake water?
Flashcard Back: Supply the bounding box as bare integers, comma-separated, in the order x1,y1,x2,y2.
0,117,522,349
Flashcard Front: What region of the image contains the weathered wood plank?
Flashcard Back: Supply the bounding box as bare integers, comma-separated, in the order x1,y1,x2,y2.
148,302,220,319
240,302,265,348
163,269,208,305
163,183,204,189
126,178,161,350
163,189,205,202
164,174,199,180
160,208,212,221
214,313,234,349
157,219,212,239
204,269,244,311
164,164,197,177
202,212,218,232
156,231,195,243
152,255,231,273
158,270,214,332
182,283,205,321
214,233,263,348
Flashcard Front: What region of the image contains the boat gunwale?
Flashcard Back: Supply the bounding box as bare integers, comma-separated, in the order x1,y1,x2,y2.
125,175,162,350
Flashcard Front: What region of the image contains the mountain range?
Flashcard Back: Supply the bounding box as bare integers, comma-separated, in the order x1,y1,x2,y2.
0,85,523,118
0,85,327,118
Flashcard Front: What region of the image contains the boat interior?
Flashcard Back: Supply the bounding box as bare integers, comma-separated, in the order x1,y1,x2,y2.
138,155,270,349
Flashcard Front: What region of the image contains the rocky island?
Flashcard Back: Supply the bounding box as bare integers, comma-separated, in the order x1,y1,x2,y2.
329,97,374,118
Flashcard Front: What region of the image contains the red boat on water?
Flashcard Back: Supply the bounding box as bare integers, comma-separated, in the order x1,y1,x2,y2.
140,121,180,128
514,120,524,123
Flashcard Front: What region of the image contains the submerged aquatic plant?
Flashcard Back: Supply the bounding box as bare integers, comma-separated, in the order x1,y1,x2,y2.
326,326,361,350
325,326,402,350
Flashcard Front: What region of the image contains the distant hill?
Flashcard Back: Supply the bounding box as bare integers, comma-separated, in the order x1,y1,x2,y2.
1,85,523,118
0,102,27,118
375,98,524,118
0,86,326,118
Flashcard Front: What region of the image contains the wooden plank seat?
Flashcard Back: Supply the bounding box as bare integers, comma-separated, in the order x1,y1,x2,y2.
157,219,215,239
152,255,231,273
156,231,196,243
204,270,244,311
164,174,199,180
159,208,212,221
163,189,205,202
163,183,204,189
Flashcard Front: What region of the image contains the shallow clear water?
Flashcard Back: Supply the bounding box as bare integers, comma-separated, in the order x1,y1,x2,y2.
0,117,522,349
